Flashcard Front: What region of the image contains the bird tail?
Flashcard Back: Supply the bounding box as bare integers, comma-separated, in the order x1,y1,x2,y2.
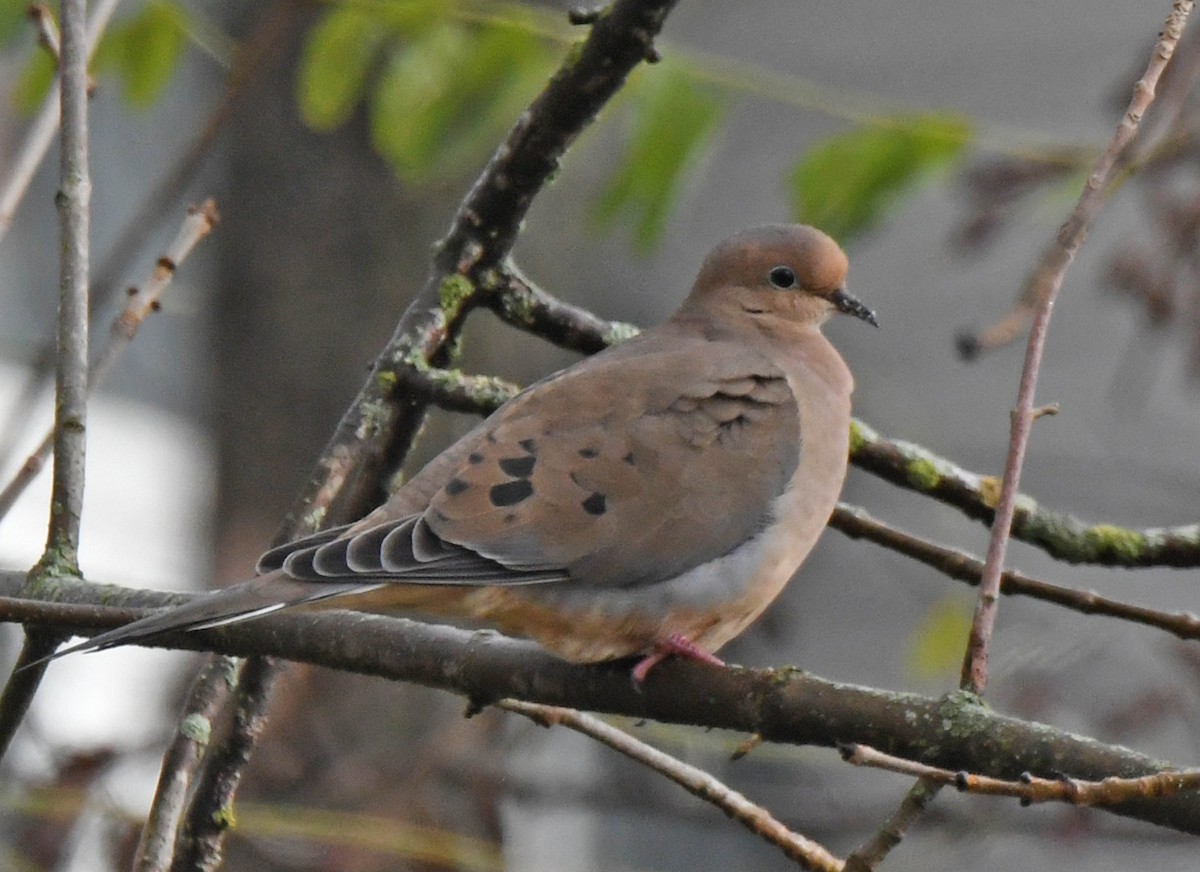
31,571,385,666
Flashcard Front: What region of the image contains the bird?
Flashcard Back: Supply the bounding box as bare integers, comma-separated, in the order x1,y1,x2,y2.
48,224,876,681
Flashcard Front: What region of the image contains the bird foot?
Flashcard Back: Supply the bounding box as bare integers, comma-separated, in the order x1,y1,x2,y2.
631,634,724,685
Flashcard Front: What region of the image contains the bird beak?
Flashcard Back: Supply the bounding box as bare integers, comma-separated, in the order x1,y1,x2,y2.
831,288,879,327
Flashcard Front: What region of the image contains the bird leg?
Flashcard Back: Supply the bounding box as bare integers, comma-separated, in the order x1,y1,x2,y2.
631,634,725,684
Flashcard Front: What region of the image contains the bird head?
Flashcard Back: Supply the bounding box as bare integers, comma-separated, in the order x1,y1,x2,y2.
684,224,878,331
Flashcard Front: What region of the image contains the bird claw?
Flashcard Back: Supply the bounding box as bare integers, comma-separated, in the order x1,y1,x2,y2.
631,634,724,685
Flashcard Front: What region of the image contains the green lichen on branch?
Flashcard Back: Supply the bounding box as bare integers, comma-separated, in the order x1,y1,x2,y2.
438,273,475,320
905,456,942,490
180,714,212,745
850,416,1200,568
602,320,640,346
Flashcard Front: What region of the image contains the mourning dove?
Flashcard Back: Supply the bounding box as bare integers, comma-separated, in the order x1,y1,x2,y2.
50,224,876,680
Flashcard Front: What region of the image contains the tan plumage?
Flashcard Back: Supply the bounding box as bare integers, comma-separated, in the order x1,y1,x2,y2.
52,224,876,677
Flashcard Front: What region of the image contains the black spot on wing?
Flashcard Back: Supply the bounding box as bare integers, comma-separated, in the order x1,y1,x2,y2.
468,452,484,464
444,477,469,496
518,437,537,454
578,447,599,459
490,479,533,507
498,455,536,478
581,492,607,516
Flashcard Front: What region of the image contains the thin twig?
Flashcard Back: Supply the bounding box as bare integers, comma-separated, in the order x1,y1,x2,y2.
0,0,119,240
848,5,1196,865
29,4,60,62
843,778,941,872
831,503,1200,642
41,0,91,572
841,743,1200,807
960,1,1195,355
134,656,237,872
0,201,220,523
501,700,843,872
961,0,1194,694
0,0,296,478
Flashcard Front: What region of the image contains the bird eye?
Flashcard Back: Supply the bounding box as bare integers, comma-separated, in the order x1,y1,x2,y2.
768,266,797,289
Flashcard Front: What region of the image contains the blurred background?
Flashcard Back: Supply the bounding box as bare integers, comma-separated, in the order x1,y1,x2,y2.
2,0,1200,869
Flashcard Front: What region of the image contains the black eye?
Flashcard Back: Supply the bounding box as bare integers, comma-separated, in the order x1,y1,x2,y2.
768,266,797,289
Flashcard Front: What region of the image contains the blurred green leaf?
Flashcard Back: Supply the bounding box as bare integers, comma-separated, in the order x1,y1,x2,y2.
369,16,552,183
906,595,973,682
13,48,55,113
789,113,971,242
297,6,391,131
0,0,31,47
593,66,726,252
94,1,188,108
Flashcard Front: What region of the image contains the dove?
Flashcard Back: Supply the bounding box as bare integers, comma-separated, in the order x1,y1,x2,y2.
45,224,876,681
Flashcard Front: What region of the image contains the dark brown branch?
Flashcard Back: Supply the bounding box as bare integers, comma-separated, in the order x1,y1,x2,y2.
831,503,1200,642
134,656,237,872
1,575,1197,837
487,263,639,355
0,628,65,759
170,656,281,872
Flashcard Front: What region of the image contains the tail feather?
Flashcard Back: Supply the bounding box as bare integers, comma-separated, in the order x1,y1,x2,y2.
33,572,383,666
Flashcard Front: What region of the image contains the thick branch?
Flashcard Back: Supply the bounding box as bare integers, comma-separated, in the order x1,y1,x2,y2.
0,574,1195,836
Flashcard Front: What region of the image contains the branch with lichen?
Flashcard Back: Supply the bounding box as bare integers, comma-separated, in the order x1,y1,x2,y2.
848,418,1200,567
2,574,1199,836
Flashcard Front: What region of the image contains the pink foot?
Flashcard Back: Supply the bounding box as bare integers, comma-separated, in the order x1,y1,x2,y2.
631,634,725,684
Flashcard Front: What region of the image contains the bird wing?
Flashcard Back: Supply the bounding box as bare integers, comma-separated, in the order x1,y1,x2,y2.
272,327,802,590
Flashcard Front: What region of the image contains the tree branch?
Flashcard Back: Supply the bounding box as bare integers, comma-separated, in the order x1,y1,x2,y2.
961,0,1194,694
1,574,1196,836
0,201,219,523
43,0,92,572
831,503,1200,644
848,418,1200,567
133,656,237,872
502,700,843,871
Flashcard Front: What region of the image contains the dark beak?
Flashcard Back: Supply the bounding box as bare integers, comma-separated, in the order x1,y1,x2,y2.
831,288,879,327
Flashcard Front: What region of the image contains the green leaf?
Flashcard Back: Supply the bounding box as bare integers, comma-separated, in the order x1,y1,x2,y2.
0,0,31,46
296,6,391,131
593,65,726,252
906,595,974,682
12,49,55,113
369,17,552,183
95,1,188,108
789,113,972,242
